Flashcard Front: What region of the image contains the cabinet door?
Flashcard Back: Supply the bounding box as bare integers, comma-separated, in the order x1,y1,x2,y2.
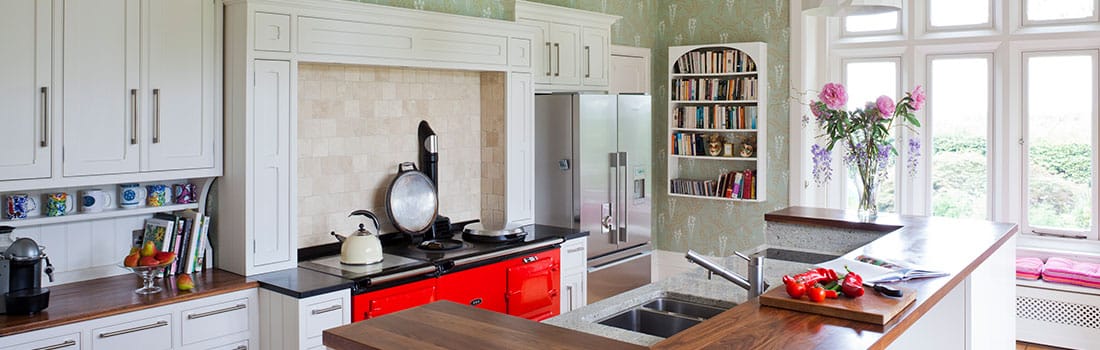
505,250,560,321
548,24,580,86
581,27,609,87
518,19,551,84
0,0,52,181
506,73,534,225
63,0,141,176
251,60,293,268
144,0,217,171
561,272,586,313
437,263,507,313
353,278,436,321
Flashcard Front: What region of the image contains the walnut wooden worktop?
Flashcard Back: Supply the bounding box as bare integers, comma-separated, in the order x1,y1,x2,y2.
0,269,256,337
324,301,647,350
324,207,1018,350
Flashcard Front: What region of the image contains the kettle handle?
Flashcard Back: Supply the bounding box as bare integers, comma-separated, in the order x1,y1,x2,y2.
349,210,380,233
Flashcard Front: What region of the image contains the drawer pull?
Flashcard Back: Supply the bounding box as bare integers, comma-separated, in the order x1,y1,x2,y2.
39,87,48,147
33,339,76,350
99,320,168,338
188,303,247,320
234,346,247,350
311,304,342,315
566,247,584,254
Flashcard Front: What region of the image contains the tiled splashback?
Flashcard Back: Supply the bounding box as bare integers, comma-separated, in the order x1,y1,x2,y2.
297,63,502,248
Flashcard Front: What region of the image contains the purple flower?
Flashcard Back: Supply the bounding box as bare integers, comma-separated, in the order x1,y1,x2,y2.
876,95,895,118
818,83,848,110
910,85,925,111
907,138,921,177
809,100,825,119
811,144,833,185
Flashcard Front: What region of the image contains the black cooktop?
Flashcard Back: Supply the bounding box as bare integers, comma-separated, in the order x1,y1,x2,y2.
385,225,570,263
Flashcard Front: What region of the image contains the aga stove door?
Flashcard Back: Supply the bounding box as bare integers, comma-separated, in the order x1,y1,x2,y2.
505,254,560,321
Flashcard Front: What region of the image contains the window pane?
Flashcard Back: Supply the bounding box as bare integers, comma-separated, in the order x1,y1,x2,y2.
930,57,989,220
845,11,899,33
1026,54,1094,231
1026,0,1096,21
844,61,899,213
930,0,990,27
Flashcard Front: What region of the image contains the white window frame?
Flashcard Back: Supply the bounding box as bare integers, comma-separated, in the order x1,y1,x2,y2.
923,0,996,33
1020,0,1100,27
839,7,906,40
1014,46,1100,240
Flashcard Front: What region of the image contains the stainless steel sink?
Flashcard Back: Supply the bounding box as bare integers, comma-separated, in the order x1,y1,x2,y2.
754,248,840,264
597,297,731,338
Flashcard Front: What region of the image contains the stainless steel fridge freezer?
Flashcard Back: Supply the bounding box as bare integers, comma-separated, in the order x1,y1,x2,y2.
534,93,652,303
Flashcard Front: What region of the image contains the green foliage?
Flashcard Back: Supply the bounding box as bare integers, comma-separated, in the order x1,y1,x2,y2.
1029,143,1092,185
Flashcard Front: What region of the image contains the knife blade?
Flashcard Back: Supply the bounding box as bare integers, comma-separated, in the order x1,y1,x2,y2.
863,281,903,297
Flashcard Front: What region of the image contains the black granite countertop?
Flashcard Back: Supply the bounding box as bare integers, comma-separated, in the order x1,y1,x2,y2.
249,267,355,299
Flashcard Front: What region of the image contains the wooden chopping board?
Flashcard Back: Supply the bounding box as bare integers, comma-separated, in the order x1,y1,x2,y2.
759,285,916,325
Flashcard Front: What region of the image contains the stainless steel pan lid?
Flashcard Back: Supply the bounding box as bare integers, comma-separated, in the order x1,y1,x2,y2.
385,162,438,235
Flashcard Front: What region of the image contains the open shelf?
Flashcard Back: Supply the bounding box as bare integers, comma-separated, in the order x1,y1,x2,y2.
0,203,200,228
671,127,757,132
671,71,757,77
667,193,763,202
671,100,758,104
669,154,757,161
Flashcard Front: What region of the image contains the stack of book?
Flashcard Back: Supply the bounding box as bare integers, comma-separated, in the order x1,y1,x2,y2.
673,105,758,129
674,49,756,74
137,209,212,276
671,77,758,101
670,170,756,199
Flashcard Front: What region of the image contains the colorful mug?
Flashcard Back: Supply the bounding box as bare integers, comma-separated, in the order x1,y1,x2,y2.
119,183,146,208
173,183,196,204
81,189,114,213
44,192,76,217
5,194,38,219
146,184,170,207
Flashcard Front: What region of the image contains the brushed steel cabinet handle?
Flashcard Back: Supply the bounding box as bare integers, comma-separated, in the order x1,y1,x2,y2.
545,42,551,76
566,247,584,254
130,89,138,145
39,87,48,147
188,303,247,319
584,46,591,78
152,88,161,143
566,285,573,310
99,320,168,338
554,43,560,77
311,304,342,315
33,340,76,350
233,345,247,350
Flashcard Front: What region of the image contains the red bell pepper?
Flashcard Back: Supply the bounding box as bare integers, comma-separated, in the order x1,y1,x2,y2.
841,266,865,298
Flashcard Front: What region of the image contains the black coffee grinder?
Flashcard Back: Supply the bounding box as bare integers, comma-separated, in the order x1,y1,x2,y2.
418,121,452,239
0,226,54,315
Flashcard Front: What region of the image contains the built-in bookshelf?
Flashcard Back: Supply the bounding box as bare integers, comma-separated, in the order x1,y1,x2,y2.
667,42,767,202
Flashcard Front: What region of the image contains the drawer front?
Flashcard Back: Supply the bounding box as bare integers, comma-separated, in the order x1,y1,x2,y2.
181,297,251,345
560,238,586,272
6,332,81,350
304,295,347,339
204,339,249,350
91,314,172,350
254,12,290,52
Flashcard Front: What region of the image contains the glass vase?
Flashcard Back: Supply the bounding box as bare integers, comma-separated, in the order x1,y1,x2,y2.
855,166,878,221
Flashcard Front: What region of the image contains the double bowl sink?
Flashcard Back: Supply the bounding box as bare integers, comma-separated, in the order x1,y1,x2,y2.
596,297,731,338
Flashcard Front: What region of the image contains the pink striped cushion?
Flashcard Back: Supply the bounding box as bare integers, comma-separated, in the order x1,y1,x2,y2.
1041,257,1100,288
1016,257,1044,280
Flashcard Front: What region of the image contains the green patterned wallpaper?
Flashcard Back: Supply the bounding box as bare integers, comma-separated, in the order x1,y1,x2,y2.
343,0,791,255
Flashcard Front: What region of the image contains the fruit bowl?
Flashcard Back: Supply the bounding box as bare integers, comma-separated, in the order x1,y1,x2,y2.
118,258,174,295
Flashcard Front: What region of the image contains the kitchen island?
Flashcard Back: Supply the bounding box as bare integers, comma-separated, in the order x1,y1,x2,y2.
323,207,1017,349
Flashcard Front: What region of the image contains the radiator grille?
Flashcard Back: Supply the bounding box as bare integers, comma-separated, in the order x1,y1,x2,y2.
1017,296,1100,329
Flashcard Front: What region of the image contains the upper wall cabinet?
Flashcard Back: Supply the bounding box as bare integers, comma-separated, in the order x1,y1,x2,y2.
0,0,222,191
515,0,618,92
0,0,52,181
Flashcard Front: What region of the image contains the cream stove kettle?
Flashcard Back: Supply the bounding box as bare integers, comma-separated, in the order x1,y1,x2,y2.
331,210,383,265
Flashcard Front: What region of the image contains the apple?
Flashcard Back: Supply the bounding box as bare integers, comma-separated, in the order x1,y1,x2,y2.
177,274,194,291
123,253,140,267
154,251,175,263
140,241,157,257
138,256,160,267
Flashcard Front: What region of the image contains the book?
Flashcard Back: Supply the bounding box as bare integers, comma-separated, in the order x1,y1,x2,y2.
854,255,949,283
195,216,211,272
142,218,176,253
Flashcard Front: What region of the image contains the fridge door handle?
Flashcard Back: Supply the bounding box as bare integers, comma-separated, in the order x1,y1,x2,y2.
619,151,628,242
607,152,618,244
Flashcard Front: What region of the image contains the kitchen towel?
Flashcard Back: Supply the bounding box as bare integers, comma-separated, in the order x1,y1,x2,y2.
1042,257,1100,289
1015,257,1044,280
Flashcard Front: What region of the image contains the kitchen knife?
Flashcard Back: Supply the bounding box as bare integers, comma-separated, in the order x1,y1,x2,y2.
864,282,903,297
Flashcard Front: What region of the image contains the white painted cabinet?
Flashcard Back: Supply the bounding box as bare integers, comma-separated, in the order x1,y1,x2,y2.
0,0,53,181
515,0,618,92
506,72,535,225
560,237,588,313
62,0,141,177
259,288,352,350
609,45,651,95
144,0,219,172
0,288,257,350
580,27,609,87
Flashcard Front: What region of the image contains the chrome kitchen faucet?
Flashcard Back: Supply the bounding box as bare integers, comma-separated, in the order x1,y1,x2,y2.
685,250,768,299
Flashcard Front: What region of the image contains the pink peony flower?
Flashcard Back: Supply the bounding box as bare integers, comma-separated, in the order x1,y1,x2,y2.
910,85,925,111
876,95,895,118
818,83,848,110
